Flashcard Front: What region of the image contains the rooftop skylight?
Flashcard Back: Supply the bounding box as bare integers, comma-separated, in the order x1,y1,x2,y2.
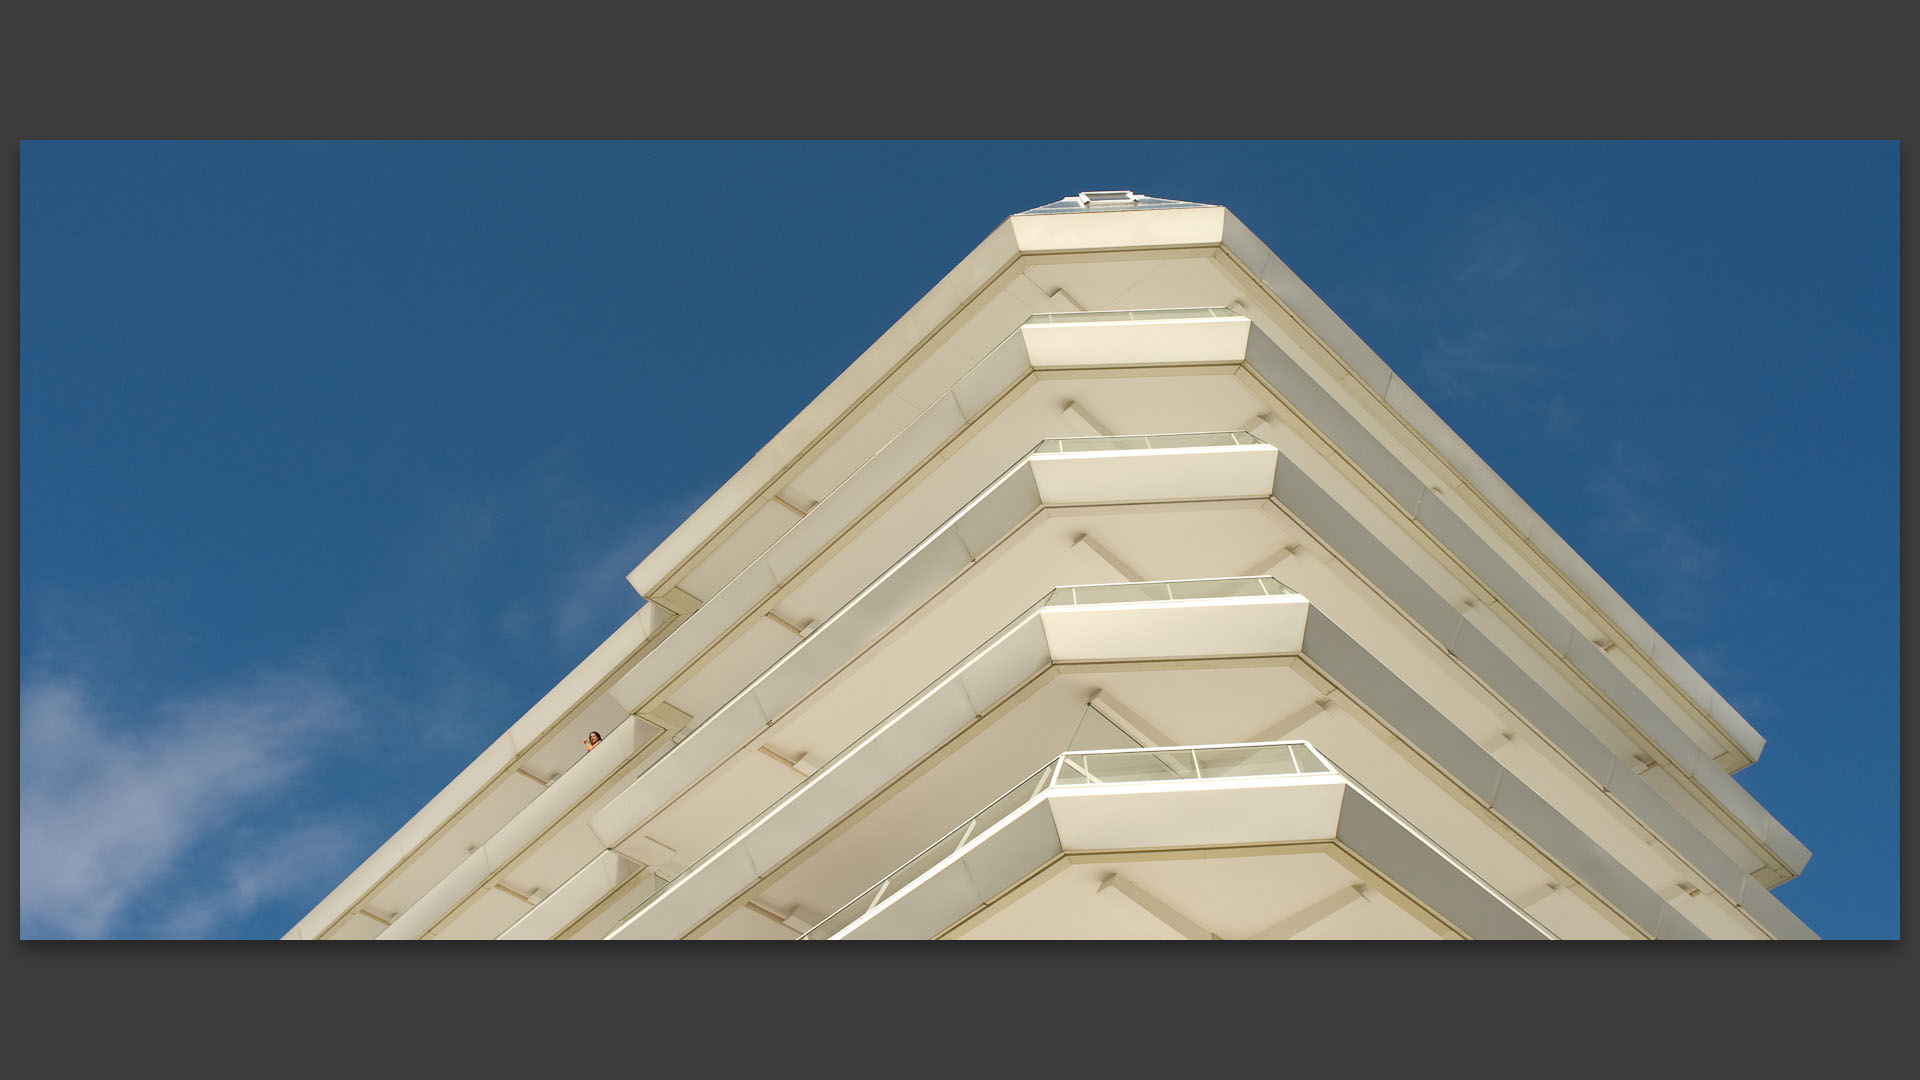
1017,190,1217,216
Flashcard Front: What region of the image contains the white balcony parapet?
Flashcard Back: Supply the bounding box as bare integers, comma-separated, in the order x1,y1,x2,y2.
1020,307,1252,370
799,739,1555,942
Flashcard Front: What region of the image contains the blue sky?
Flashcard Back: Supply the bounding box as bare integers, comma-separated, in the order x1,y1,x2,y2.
18,141,1897,940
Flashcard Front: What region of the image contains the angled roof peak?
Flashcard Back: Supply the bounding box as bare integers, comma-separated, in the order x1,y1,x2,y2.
1017,190,1217,215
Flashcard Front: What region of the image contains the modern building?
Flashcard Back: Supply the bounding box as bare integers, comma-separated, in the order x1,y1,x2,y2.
288,191,1814,941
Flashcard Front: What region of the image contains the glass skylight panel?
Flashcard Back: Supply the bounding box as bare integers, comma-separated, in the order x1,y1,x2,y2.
1016,191,1217,215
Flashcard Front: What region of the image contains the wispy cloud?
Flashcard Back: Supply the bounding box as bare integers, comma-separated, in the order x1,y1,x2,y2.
19,668,367,939
1367,201,1728,631
146,819,372,939
523,496,701,651
1361,201,1632,439
18,439,700,939
1451,201,1560,286
1581,442,1720,628
1417,327,1536,400
1541,394,1578,440
453,445,700,659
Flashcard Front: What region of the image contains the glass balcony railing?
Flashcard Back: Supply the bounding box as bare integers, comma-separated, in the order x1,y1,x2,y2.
798,759,1059,942
1031,430,1265,455
797,738,1334,940
502,854,669,940
603,574,1314,939
598,871,669,933
1053,741,1332,786
1023,307,1241,325
602,574,1302,939
1045,575,1296,607
797,734,1557,941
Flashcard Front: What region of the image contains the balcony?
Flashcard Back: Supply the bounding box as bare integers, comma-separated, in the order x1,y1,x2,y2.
601,578,1313,941
800,739,1551,941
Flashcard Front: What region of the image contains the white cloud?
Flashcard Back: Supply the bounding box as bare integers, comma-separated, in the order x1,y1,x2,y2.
1580,446,1720,627
147,818,372,939
17,444,702,940
534,499,699,651
1363,199,1642,428
1452,202,1555,285
1417,328,1532,399
1541,394,1579,440
19,668,363,939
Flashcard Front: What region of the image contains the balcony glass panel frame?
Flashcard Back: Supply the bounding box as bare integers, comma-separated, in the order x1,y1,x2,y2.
800,737,1335,940
610,573,1308,936
1047,575,1296,608
1050,740,1333,787
1030,430,1263,456
799,759,1057,942
1023,307,1241,325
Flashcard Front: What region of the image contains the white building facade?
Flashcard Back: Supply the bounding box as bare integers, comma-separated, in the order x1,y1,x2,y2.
289,192,1814,941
